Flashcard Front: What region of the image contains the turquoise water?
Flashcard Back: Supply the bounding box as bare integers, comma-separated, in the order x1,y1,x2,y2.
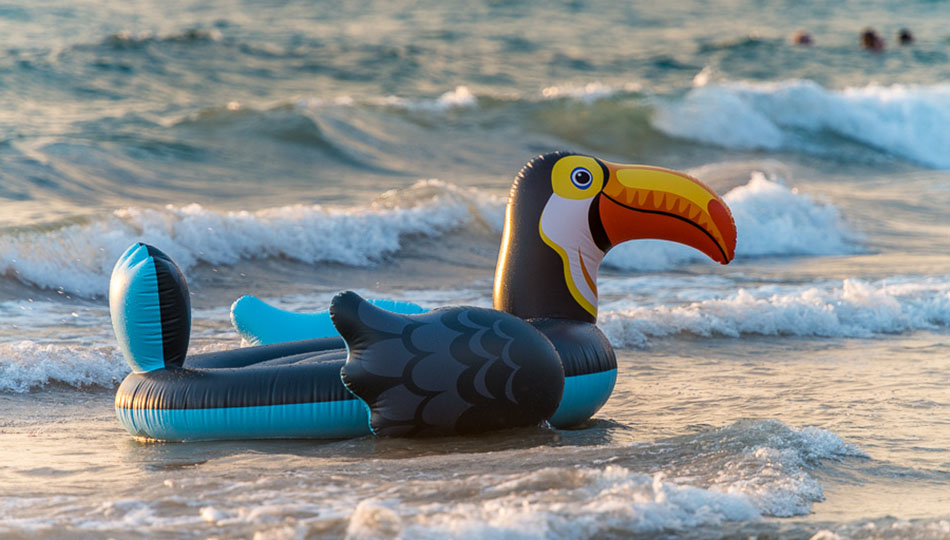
1,1,949,538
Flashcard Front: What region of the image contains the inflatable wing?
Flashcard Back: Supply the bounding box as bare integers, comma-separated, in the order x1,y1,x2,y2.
331,291,565,436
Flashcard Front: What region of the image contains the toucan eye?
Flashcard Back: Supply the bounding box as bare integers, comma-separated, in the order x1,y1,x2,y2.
571,167,593,189
551,156,603,199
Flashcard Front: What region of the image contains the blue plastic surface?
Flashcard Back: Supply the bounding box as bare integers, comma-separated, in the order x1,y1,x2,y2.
109,244,166,373
116,399,371,441
231,295,426,345
547,369,617,428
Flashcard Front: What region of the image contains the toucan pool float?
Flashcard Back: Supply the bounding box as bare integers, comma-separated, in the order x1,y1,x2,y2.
111,152,737,441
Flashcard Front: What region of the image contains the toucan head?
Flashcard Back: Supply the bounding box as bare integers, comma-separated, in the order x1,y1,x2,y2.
494,152,737,322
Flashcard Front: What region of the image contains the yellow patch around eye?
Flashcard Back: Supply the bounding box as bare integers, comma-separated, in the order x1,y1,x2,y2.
551,155,604,200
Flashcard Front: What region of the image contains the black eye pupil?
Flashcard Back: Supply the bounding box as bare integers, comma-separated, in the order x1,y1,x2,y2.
573,170,591,185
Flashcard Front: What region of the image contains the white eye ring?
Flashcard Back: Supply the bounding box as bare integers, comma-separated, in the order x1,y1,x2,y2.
570,167,593,189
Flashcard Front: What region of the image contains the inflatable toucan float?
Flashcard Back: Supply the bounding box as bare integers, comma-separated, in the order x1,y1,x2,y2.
111,152,737,441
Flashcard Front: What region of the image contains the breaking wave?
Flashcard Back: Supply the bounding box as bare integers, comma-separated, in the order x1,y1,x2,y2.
600,275,950,347
653,79,950,169
0,171,857,297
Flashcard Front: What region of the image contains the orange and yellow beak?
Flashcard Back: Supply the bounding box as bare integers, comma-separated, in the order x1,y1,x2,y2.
597,162,737,264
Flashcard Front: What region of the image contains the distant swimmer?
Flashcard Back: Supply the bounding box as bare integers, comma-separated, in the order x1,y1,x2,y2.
861,28,885,52
898,28,914,45
790,30,813,45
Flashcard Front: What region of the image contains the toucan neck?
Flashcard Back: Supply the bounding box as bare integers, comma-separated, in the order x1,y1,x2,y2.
492,202,599,324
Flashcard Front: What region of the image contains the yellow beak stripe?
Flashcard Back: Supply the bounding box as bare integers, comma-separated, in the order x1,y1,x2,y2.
612,166,717,210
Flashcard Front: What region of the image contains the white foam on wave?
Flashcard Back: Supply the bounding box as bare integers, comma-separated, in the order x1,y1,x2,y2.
1,497,216,535
347,468,761,540
379,86,479,112
653,79,950,168
0,418,862,537
6,274,943,391
0,180,504,298
722,172,859,256
540,81,641,103
0,341,125,392
605,170,859,271
599,275,950,347
344,420,863,538
706,420,866,518
0,170,854,296
0,296,245,392
367,82,638,112
0,335,255,392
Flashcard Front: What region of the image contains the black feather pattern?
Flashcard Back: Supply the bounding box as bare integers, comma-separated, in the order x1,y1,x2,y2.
332,291,564,436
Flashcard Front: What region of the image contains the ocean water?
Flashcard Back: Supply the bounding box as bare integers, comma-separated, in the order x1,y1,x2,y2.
2,0,949,538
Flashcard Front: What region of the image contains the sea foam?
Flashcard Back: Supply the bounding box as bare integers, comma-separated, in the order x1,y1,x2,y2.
653,79,950,168
344,420,862,539
378,85,479,112
0,420,861,538
600,275,950,347
0,173,855,298
306,80,950,169
0,341,125,393
4,274,945,392
346,469,762,540
0,180,503,298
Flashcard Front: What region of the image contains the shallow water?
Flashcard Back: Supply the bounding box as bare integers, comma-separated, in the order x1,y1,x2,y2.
2,0,949,538
3,334,947,538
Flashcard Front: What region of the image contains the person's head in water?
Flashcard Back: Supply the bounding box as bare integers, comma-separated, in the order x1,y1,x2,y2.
898,28,914,45
861,28,885,51
790,29,813,45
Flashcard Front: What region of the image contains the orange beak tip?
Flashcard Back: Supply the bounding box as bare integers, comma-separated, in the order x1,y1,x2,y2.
706,198,737,264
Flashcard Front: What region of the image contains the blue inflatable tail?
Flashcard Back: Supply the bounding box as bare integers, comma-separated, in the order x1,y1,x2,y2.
231,295,426,345
109,243,191,373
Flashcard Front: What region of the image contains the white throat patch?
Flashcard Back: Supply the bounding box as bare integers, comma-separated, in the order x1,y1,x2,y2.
538,195,605,317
